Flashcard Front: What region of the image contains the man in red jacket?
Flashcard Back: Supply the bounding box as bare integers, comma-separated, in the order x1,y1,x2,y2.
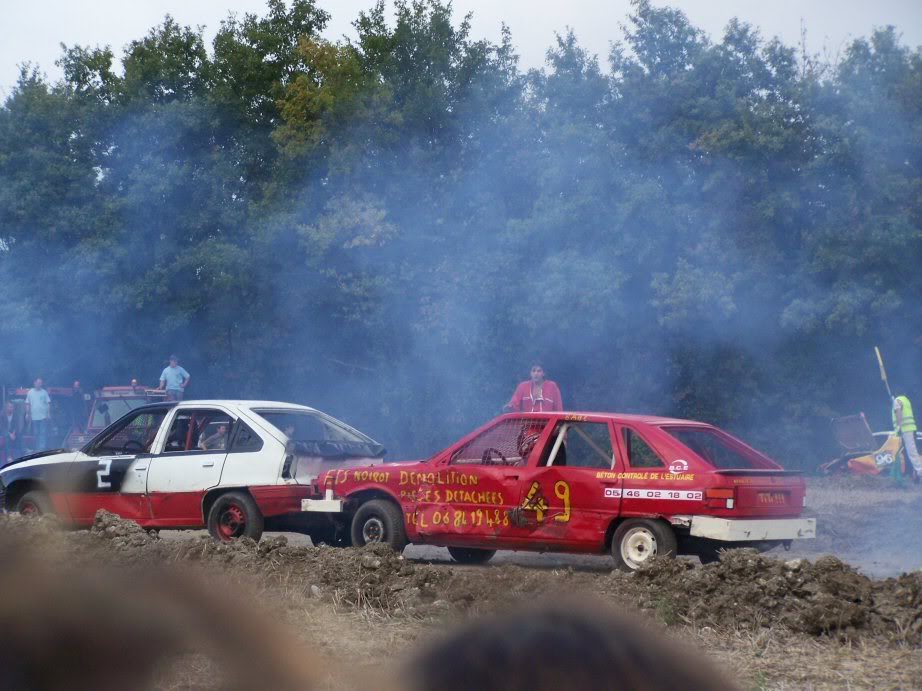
504,363,563,413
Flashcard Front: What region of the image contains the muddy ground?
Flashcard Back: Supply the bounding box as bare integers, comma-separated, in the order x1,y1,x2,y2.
3,476,921,689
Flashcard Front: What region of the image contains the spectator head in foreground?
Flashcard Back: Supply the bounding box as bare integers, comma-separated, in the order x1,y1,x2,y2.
0,526,319,691
403,597,738,691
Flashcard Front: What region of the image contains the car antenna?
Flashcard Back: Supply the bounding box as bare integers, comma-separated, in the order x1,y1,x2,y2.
874,346,894,402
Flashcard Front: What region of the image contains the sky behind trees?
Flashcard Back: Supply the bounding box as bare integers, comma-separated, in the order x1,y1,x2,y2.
3,0,921,97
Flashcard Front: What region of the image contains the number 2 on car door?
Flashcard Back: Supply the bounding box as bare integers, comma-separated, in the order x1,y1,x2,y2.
97,459,113,489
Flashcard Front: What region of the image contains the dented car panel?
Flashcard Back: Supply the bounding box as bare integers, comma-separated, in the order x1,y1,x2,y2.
306,412,813,561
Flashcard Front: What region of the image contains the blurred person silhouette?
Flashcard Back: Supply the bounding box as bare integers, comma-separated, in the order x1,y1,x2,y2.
0,401,23,464
504,362,563,413
24,377,52,451
0,533,320,691
402,597,738,691
158,355,191,402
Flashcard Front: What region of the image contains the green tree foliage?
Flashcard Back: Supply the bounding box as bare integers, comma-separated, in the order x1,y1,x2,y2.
1,0,920,465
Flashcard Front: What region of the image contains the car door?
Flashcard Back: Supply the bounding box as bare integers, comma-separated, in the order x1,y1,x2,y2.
65,406,172,524
512,417,622,549
145,407,234,526
414,416,553,547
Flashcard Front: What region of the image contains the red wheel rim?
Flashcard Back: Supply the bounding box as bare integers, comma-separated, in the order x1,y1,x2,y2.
20,501,39,516
217,504,246,541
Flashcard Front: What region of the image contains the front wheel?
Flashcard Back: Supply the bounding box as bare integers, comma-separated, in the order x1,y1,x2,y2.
612,519,677,571
207,492,264,543
17,490,54,516
350,500,407,550
447,546,496,565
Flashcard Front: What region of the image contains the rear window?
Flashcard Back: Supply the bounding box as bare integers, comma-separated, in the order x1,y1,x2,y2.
251,409,385,459
662,427,773,470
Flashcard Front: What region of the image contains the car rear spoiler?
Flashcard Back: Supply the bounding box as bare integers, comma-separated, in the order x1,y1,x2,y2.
713,469,804,476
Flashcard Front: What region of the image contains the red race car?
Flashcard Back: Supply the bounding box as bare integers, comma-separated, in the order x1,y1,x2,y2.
303,412,815,569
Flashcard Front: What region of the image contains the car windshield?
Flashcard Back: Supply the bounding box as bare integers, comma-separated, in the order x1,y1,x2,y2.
661,426,774,470
251,409,385,458
90,397,148,429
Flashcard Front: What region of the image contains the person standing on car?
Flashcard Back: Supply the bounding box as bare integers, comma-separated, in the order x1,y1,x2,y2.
25,377,52,451
503,362,563,413
158,355,191,402
0,401,23,463
893,392,922,482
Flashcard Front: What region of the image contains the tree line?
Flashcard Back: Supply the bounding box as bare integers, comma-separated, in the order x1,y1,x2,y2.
1,0,920,465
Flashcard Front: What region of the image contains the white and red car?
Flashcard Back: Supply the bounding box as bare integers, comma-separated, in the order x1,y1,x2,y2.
0,400,385,541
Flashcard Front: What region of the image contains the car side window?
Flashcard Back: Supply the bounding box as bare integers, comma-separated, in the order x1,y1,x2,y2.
545,422,614,469
86,409,169,457
450,419,547,466
623,428,665,468
230,422,263,453
164,409,234,453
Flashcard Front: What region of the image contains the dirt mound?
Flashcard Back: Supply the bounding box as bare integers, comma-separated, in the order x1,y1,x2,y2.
9,511,922,646
627,549,922,643
85,511,449,613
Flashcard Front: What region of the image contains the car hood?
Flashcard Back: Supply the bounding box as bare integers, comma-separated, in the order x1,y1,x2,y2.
1,449,76,470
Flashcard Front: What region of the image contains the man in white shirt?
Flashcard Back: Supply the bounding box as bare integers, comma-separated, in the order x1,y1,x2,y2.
25,377,52,451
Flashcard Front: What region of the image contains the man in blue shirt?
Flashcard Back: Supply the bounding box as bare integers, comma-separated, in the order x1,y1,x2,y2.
158,355,191,401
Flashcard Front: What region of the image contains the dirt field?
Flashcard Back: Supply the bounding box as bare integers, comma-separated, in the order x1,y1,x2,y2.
2,476,920,690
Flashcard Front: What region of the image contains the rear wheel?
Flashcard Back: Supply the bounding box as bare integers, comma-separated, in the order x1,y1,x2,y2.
350,500,407,550
447,546,496,565
207,492,264,543
16,490,54,517
16,489,54,516
612,519,677,571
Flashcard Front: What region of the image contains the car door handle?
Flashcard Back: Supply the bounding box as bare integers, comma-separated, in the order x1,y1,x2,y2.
135,466,147,471
202,461,215,467
503,474,519,481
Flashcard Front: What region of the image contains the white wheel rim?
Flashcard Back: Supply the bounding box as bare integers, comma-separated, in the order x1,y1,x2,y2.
621,527,657,568
362,517,385,543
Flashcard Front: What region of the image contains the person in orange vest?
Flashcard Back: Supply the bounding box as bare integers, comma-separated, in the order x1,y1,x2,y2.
503,362,563,413
893,393,922,482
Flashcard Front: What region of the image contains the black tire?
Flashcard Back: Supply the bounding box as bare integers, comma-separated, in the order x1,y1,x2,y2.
350,499,407,550
696,544,723,565
611,519,677,571
307,524,352,548
447,546,496,565
207,491,264,543
16,489,54,517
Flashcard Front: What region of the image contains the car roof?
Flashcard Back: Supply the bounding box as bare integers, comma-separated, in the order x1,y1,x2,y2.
500,411,712,426
175,400,321,412
128,400,322,414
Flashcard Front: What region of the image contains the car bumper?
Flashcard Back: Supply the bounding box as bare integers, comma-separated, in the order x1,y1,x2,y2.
302,491,344,513
687,516,816,542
